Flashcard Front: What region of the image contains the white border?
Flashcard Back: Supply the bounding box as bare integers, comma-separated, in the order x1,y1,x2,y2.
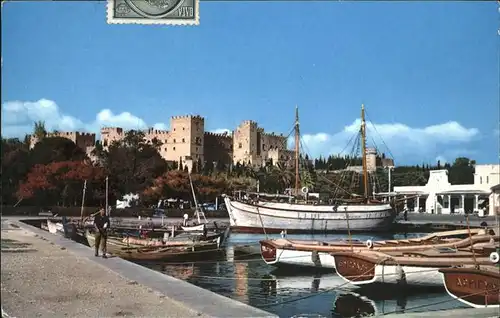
106,0,200,26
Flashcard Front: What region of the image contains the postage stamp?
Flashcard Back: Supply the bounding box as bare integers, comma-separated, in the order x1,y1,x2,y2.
107,0,199,26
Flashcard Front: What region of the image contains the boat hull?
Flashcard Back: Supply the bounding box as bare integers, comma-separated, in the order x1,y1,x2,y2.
334,254,444,287
261,241,337,269
85,231,223,262
181,224,205,232
439,267,500,308
224,196,395,233
47,219,76,238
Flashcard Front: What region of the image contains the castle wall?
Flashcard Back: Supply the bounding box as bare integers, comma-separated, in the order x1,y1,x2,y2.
204,132,233,166
29,131,96,151
29,115,291,171
100,127,124,148
143,128,171,160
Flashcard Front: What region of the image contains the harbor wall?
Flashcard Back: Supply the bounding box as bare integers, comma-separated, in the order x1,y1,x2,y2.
1,206,229,218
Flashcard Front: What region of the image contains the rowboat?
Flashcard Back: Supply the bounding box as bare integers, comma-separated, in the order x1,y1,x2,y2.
47,218,77,238
181,223,205,232
332,241,499,288
260,228,494,269
439,258,500,308
85,230,224,262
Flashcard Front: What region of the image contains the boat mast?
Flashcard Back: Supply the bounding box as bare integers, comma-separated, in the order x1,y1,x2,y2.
360,104,369,200
294,105,300,197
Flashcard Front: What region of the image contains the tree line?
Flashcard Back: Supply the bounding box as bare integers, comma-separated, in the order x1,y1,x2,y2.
1,122,477,208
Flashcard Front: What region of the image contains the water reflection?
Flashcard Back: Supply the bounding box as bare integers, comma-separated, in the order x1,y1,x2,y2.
142,232,466,317
332,289,467,317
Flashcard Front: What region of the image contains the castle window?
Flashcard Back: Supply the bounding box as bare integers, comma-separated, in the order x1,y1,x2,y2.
174,128,176,131
263,144,266,150
164,148,167,151
174,139,176,143
183,127,185,131
173,147,176,151
182,138,185,143
238,143,242,149
196,147,198,151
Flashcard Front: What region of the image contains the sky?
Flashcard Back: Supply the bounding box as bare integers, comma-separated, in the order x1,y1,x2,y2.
2,1,499,165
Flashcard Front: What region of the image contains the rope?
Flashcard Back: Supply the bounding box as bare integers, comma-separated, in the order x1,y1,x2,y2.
364,109,396,162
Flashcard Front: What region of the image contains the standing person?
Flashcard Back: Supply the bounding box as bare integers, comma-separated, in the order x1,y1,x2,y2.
94,208,110,258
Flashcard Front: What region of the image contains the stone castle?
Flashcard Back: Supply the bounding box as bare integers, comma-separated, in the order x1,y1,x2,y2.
30,115,294,171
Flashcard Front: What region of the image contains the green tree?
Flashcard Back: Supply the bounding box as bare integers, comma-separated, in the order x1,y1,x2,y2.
33,121,47,140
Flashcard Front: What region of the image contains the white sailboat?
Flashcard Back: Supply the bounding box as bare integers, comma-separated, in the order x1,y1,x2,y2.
181,172,208,232
223,104,396,234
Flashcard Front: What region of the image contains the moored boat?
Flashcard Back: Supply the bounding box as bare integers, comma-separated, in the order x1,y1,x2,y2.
260,228,495,269
181,223,205,232
85,230,224,262
331,243,499,288
223,105,398,234
439,258,500,308
47,218,77,238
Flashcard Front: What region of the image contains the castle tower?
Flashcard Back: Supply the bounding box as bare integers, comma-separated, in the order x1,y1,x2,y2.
169,115,205,169
100,127,124,148
233,120,259,166
366,147,377,172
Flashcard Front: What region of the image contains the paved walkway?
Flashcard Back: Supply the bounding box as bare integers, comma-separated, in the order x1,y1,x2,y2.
0,219,276,318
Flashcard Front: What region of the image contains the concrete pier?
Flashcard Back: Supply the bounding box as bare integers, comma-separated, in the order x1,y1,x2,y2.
0,218,277,318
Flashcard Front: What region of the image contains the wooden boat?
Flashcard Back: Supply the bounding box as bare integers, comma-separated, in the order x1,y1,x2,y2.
181,223,205,232
223,105,396,234
47,218,76,238
331,242,499,288
260,228,495,269
123,230,228,247
85,230,224,262
439,258,500,308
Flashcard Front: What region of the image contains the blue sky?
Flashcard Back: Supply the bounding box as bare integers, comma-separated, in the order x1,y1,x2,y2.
2,1,499,165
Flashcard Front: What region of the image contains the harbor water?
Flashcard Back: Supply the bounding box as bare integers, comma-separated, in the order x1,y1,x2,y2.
142,232,469,317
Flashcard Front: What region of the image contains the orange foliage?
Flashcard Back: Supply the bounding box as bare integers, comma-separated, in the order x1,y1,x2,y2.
17,161,105,199
142,170,228,202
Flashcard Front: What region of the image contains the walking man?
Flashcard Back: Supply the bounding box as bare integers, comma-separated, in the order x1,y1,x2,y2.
94,208,110,258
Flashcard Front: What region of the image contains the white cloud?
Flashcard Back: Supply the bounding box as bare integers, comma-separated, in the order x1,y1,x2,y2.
292,119,479,164
1,99,168,137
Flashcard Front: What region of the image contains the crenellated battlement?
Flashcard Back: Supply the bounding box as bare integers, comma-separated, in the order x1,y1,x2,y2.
262,131,286,139
101,127,124,134
144,128,170,135
204,131,233,139
240,120,257,128
171,115,205,121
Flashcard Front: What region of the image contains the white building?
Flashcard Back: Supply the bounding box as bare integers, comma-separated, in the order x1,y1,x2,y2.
392,164,500,216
